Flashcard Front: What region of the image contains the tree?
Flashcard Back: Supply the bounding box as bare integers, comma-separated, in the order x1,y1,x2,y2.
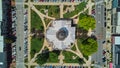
78,14,96,30
78,38,98,56
36,52,49,65
78,58,85,64
5,35,16,44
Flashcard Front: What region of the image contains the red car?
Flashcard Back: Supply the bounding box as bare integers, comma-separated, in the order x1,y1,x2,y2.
69,66,72,68
71,0,74,2
103,50,106,55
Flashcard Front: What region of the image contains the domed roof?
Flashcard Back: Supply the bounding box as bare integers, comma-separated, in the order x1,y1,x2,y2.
56,27,68,41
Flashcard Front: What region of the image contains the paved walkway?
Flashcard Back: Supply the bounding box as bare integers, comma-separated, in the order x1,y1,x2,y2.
104,0,112,68
58,51,64,64
60,4,64,18
26,0,31,68
88,0,94,15
25,0,95,68
26,63,91,66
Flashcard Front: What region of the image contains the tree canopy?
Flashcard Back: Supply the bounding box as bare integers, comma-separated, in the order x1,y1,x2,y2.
78,38,98,56
36,52,49,65
78,14,96,30
36,50,60,65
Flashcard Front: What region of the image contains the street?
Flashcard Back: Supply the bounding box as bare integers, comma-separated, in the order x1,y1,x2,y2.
15,0,25,68
91,0,106,67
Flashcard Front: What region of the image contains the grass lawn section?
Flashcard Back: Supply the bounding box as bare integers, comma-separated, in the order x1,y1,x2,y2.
31,10,43,30
48,6,60,18
35,5,60,18
63,51,80,63
47,52,59,63
30,38,44,58
64,2,87,18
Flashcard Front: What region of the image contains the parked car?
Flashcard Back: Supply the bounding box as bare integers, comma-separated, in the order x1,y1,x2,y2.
102,56,106,62
71,0,74,2
49,65,52,68
103,50,106,55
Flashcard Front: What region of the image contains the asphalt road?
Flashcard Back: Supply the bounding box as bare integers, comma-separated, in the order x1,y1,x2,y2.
91,0,106,67
15,0,25,68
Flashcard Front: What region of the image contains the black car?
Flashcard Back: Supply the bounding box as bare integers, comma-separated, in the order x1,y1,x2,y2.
102,57,106,62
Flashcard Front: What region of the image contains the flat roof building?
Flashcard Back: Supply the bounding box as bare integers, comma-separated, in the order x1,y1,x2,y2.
115,12,120,33
112,0,120,34
112,35,120,68
46,19,76,50
0,0,7,68
112,1,120,68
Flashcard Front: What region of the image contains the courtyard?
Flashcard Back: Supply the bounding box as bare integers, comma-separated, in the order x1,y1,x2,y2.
24,0,97,68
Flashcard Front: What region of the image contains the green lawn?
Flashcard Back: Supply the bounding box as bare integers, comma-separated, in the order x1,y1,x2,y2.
63,2,87,18
47,52,59,63
31,10,43,30
48,6,60,18
30,38,44,58
35,5,60,18
31,9,44,58
63,51,85,64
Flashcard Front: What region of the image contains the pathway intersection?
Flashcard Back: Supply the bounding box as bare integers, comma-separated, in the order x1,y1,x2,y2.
25,0,95,68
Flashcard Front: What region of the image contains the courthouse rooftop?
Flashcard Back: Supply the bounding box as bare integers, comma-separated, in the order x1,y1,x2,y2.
46,19,76,50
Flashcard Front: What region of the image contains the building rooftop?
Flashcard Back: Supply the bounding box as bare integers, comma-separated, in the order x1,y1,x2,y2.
0,0,2,21
0,0,3,53
0,0,6,68
112,36,120,68
0,36,3,52
0,53,6,68
113,36,120,44
117,12,120,26
115,12,120,33
46,19,76,50
112,0,120,8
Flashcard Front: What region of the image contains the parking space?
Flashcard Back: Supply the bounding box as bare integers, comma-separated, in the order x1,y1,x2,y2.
35,65,88,68
11,6,17,62
33,0,82,2
23,9,28,58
